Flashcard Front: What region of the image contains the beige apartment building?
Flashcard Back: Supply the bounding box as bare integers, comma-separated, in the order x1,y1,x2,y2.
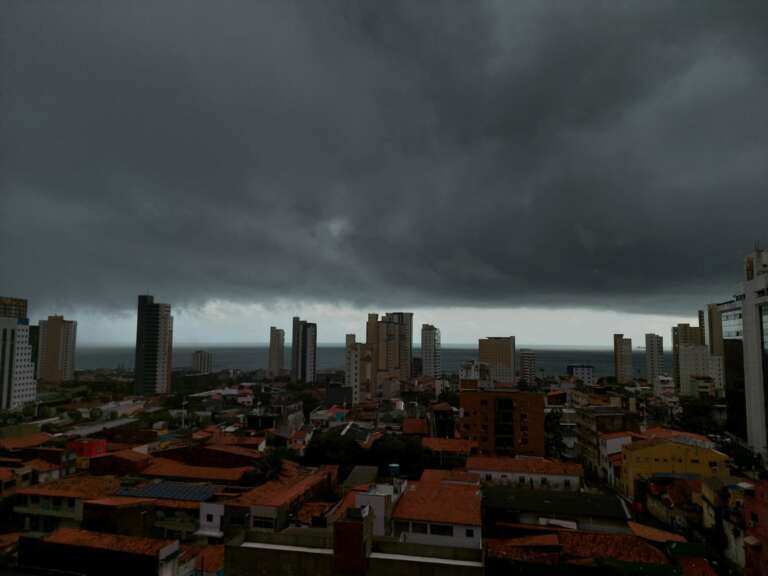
38,315,77,384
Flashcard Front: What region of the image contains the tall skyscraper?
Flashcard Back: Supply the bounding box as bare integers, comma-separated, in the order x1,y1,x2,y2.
192,350,213,374
0,297,28,320
518,349,537,385
672,322,705,390
291,317,317,384
421,324,441,379
268,327,285,378
345,334,373,404
38,315,77,384
479,337,516,386
716,299,746,440
0,316,36,410
133,295,173,395
644,333,664,387
366,312,413,383
613,334,633,385
742,248,768,458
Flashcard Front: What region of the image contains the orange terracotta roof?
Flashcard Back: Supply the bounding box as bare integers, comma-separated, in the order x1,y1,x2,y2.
203,445,264,459
17,475,120,498
297,500,334,524
421,437,477,454
329,485,370,522
628,521,687,543
25,459,59,472
494,534,559,547
643,427,712,444
0,432,51,450
558,532,668,565
96,449,151,462
678,557,717,576
402,418,429,435
45,528,174,557
229,463,333,508
393,478,481,526
467,456,583,477
0,468,14,481
142,457,254,482
196,544,225,572
419,469,480,485
85,496,155,507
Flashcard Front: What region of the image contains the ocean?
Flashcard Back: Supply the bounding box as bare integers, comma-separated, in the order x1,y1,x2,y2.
76,346,672,379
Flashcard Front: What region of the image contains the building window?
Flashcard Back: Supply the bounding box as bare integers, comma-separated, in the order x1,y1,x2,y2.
394,521,409,536
67,498,75,508
466,528,475,538
691,459,700,464
430,524,454,536
564,479,571,488
540,477,548,486
411,522,428,534
206,514,214,522
485,474,492,481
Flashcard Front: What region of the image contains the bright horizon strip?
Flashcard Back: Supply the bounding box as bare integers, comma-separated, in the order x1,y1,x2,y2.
52,300,697,351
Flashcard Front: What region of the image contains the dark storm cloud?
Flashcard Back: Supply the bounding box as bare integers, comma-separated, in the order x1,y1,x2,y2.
2,1,767,315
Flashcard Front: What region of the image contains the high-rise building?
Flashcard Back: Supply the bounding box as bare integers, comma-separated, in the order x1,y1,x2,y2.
268,327,285,378
38,315,77,384
705,303,725,357
742,248,768,458
672,322,705,390
291,317,317,384
716,299,746,440
421,324,441,379
613,334,633,385
459,389,545,456
479,337,516,386
567,364,594,387
0,297,28,320
345,334,373,404
0,317,36,409
365,312,413,383
28,325,40,380
518,349,537,385
678,344,724,398
133,295,173,395
192,350,213,374
644,333,664,387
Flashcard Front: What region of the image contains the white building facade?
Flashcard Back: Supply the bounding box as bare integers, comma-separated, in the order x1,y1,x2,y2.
0,318,37,409
742,249,768,458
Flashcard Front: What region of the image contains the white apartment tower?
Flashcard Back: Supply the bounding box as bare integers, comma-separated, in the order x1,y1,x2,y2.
192,350,213,374
644,333,664,387
0,318,36,409
742,248,768,458
421,324,441,379
678,344,724,398
518,349,537,385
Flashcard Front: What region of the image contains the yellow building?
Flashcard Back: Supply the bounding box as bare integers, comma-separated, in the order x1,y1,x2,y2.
620,438,730,500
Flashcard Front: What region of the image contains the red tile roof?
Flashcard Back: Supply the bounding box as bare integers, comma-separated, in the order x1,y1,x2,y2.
229,463,334,508
25,459,59,472
467,456,582,477
487,532,669,565
643,427,712,445
402,418,429,435
600,431,643,441
96,449,151,462
419,469,480,485
0,432,51,450
393,475,481,526
17,475,120,498
0,468,14,481
678,557,717,576
421,437,477,454
628,521,687,543
196,544,225,573
0,532,22,552
142,457,254,482
297,500,334,524
45,528,174,557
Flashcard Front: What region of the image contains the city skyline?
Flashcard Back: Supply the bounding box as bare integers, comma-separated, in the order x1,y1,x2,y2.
2,3,767,348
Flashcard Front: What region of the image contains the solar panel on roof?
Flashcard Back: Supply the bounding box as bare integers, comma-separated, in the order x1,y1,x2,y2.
116,480,215,501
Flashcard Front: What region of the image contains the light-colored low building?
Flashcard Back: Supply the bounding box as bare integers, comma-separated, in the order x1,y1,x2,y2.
467,456,582,490
393,469,482,549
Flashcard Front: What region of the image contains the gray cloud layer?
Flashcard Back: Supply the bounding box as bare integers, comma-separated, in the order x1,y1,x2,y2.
2,1,767,315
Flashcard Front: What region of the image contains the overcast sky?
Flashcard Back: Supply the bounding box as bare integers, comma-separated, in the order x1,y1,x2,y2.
2,2,766,346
